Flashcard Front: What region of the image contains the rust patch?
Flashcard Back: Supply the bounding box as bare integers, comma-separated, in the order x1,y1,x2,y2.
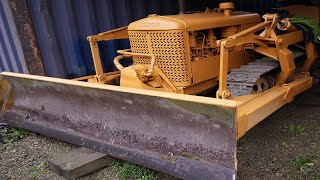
8,0,45,75
1,75,237,179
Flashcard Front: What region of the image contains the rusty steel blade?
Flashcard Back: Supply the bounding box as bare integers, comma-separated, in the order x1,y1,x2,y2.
1,72,237,180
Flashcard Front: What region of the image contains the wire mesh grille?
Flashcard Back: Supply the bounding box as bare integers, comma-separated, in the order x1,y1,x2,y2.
128,30,190,84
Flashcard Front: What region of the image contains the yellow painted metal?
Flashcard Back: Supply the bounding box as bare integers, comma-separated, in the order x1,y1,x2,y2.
125,10,261,92
116,49,156,77
88,26,129,41
73,71,120,86
1,72,236,107
216,19,274,98
216,13,316,98
191,51,244,84
87,6,262,94
1,71,314,139
84,5,317,106
180,78,218,95
2,3,319,177
87,26,128,83
128,30,193,87
83,5,317,138
119,65,177,93
254,47,278,59
88,40,105,83
128,11,260,31
0,76,13,114
274,31,303,85
236,74,313,138
276,48,295,85
217,41,231,99
219,2,235,16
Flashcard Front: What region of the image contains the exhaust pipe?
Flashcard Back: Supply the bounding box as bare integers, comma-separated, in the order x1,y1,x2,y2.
178,0,186,14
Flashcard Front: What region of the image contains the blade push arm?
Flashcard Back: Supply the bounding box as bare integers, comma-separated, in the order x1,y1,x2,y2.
216,14,313,99
87,26,128,83
216,14,278,99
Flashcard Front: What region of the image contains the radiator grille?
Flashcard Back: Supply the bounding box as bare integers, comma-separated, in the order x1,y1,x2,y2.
128,30,190,84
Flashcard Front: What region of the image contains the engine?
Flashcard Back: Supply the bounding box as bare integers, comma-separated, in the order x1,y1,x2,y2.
120,4,261,94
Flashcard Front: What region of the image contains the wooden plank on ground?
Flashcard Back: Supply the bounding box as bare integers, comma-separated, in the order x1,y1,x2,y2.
48,147,113,180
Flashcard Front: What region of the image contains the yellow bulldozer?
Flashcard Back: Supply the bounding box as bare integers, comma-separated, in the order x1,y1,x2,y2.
0,2,318,179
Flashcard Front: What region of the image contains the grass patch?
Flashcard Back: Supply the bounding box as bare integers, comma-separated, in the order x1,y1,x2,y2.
0,126,30,152
1,127,30,143
12,128,30,139
311,175,320,180
111,160,158,180
286,124,295,133
284,124,306,135
292,154,314,171
281,142,289,149
28,162,46,179
296,125,306,135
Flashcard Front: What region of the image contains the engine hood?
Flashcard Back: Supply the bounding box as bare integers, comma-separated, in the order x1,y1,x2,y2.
128,11,260,31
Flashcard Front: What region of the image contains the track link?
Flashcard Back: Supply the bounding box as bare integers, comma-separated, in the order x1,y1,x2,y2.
227,58,279,96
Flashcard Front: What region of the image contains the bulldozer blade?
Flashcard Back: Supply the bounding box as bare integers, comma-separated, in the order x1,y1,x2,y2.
0,72,237,180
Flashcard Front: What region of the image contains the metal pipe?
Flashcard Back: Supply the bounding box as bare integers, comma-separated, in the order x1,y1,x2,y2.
113,55,126,70
116,49,156,77
178,0,186,14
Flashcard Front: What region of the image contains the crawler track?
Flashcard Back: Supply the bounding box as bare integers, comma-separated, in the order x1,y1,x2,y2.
227,58,279,96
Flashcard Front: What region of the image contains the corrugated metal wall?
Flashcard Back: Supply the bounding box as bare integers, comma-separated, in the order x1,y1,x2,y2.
26,0,281,78
27,0,179,78
5,0,314,77
0,0,29,74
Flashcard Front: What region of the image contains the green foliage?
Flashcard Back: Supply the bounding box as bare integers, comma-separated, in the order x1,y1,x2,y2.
111,160,158,180
312,174,320,180
311,175,320,180
296,125,305,135
29,162,46,179
12,128,30,139
0,127,30,152
285,124,295,133
0,127,30,144
281,142,289,149
317,127,320,135
292,154,314,170
290,16,320,44
284,124,306,135
35,162,46,173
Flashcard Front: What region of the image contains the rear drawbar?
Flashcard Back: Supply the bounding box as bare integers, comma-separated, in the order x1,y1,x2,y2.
0,72,237,180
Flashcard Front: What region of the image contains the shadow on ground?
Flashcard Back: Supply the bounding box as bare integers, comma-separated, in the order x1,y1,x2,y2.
238,84,320,179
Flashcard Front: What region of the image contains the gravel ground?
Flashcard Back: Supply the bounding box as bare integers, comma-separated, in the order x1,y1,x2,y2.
1,85,320,180
238,85,320,179
0,134,118,180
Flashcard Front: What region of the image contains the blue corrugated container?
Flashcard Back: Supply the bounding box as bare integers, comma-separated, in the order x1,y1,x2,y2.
2,0,288,77
0,0,29,74
27,0,280,78
27,0,180,78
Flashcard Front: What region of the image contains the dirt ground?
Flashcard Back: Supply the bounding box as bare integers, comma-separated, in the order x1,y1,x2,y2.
0,134,118,180
238,85,320,179
1,85,320,180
